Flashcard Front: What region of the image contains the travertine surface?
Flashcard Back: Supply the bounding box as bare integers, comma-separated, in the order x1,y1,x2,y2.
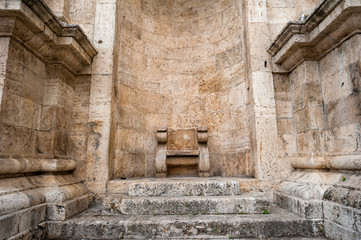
1,0,361,239
112,0,251,179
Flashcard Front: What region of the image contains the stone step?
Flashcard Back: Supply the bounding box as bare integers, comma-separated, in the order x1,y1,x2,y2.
103,192,271,215
107,177,246,196
47,205,325,239
128,178,242,197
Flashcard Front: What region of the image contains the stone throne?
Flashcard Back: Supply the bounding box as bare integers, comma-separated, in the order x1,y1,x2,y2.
156,127,210,178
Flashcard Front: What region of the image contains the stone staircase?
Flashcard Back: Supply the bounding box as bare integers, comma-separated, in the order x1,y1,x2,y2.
47,178,326,239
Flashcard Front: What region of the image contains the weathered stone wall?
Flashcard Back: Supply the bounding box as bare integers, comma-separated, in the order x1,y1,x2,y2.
0,39,46,157
70,76,92,179
0,39,90,164
112,0,251,178
273,73,296,160
319,35,361,158
287,34,361,161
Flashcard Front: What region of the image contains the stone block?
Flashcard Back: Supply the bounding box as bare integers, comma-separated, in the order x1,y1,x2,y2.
274,192,323,219
322,69,353,104
0,204,46,240
22,68,44,105
324,124,360,154
113,152,145,179
0,123,36,155
47,194,93,221
294,105,325,133
277,133,297,158
297,130,324,155
323,201,361,231
1,90,41,130
107,194,270,215
324,219,361,240
128,179,241,197
325,94,361,129
223,152,251,177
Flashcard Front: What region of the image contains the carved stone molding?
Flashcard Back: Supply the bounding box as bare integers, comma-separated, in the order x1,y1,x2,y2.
0,0,97,74
268,0,361,72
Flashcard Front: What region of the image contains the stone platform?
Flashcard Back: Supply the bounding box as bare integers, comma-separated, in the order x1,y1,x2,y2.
47,205,324,239
45,178,325,239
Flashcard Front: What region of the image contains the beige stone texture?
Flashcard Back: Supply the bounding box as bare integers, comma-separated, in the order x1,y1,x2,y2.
1,0,361,239
111,0,251,179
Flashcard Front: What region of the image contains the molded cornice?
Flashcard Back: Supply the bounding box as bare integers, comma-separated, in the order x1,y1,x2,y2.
268,0,361,72
0,0,97,74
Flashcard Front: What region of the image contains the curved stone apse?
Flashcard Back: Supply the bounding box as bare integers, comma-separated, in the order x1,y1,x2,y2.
112,0,251,178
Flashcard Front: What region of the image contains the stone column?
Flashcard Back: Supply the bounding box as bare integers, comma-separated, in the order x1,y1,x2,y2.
244,0,290,179
86,0,117,194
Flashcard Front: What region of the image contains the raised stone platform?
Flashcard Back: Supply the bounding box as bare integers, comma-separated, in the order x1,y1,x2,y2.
42,177,325,239
47,204,324,239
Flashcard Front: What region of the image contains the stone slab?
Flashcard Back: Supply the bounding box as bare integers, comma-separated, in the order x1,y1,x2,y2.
128,178,242,197
0,204,47,240
323,200,361,231
324,219,361,240
7,222,46,240
104,193,271,215
47,194,93,221
47,205,324,239
274,192,323,219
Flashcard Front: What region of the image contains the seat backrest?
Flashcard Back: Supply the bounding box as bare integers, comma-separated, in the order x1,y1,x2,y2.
167,129,198,151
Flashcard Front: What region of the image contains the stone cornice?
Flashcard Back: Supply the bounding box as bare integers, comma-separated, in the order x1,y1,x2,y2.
267,0,361,72
0,0,97,74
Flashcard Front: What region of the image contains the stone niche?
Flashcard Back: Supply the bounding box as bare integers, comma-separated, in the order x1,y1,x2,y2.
111,0,253,179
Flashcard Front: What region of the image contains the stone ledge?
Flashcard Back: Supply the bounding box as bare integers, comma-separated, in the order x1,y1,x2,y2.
291,155,361,170
0,158,76,175
274,192,324,219
47,194,93,221
323,200,361,231
267,0,361,72
0,174,82,196
0,204,47,240
268,0,342,56
0,183,89,216
323,185,361,209
0,0,97,74
324,219,361,239
6,222,46,240
104,194,271,215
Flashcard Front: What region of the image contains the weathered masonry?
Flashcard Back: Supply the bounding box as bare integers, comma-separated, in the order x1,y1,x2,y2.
0,0,360,239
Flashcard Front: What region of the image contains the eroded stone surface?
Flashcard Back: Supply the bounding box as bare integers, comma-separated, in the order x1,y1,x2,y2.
1,0,361,239
47,205,324,240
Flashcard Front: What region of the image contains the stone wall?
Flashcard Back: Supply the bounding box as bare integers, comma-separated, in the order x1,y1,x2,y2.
0,40,45,157
273,73,296,160
280,34,361,166
112,0,251,178
269,1,361,238
0,1,97,239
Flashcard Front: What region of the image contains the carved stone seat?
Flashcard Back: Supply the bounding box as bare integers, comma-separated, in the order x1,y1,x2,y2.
156,127,210,178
